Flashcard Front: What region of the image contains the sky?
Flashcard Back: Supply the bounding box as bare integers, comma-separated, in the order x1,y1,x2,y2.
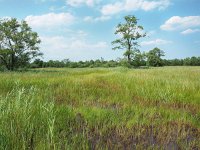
0,0,200,61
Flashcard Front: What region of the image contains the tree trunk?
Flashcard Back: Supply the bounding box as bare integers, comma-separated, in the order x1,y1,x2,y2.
8,40,15,71
127,54,131,64
127,41,131,65
10,53,14,71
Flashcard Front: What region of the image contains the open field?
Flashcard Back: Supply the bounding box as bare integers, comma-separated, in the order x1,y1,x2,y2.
0,67,200,149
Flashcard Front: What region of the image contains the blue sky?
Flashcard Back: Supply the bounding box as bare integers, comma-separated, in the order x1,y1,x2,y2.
0,0,200,61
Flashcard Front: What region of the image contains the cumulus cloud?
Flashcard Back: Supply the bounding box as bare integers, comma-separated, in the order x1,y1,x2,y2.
83,16,93,22
40,35,112,61
1,16,11,20
181,29,200,35
160,16,200,31
101,2,124,16
94,16,111,22
84,15,111,22
101,0,171,16
25,13,75,29
124,0,170,11
141,39,172,46
66,0,98,7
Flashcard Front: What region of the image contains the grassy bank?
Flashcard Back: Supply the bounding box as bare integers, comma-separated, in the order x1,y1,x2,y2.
0,67,200,149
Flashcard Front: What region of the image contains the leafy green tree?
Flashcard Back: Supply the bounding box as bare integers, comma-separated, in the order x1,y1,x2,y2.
190,56,199,66
112,15,146,67
131,50,146,67
0,18,42,71
183,57,191,66
31,59,44,68
147,47,165,67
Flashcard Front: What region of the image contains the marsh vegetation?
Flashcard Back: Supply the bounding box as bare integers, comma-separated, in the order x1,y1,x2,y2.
0,67,200,149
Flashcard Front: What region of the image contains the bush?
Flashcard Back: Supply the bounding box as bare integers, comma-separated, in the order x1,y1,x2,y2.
0,66,8,72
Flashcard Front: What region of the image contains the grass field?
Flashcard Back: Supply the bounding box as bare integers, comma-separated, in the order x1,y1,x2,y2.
0,67,200,149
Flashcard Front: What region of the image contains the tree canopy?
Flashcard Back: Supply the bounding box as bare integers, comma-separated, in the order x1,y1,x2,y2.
112,15,146,67
147,47,165,67
0,18,42,71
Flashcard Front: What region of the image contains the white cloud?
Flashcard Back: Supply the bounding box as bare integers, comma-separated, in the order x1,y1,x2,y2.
49,6,67,11
181,28,200,35
66,0,99,7
101,0,171,16
141,39,172,46
40,35,112,61
101,2,123,16
94,16,111,22
84,15,111,22
125,0,170,11
84,16,93,22
25,13,75,29
161,16,200,31
1,16,11,20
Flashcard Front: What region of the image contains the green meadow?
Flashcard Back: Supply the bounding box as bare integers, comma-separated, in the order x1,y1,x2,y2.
0,67,200,149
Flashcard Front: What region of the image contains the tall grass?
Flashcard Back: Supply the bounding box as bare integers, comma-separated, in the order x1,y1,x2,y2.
0,67,200,149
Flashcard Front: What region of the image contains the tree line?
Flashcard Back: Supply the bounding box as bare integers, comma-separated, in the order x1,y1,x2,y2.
29,55,200,69
0,17,200,71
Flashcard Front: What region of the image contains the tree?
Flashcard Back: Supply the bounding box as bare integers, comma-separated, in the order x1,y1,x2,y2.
147,47,165,67
190,56,199,66
31,59,44,68
0,18,42,71
112,15,146,67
